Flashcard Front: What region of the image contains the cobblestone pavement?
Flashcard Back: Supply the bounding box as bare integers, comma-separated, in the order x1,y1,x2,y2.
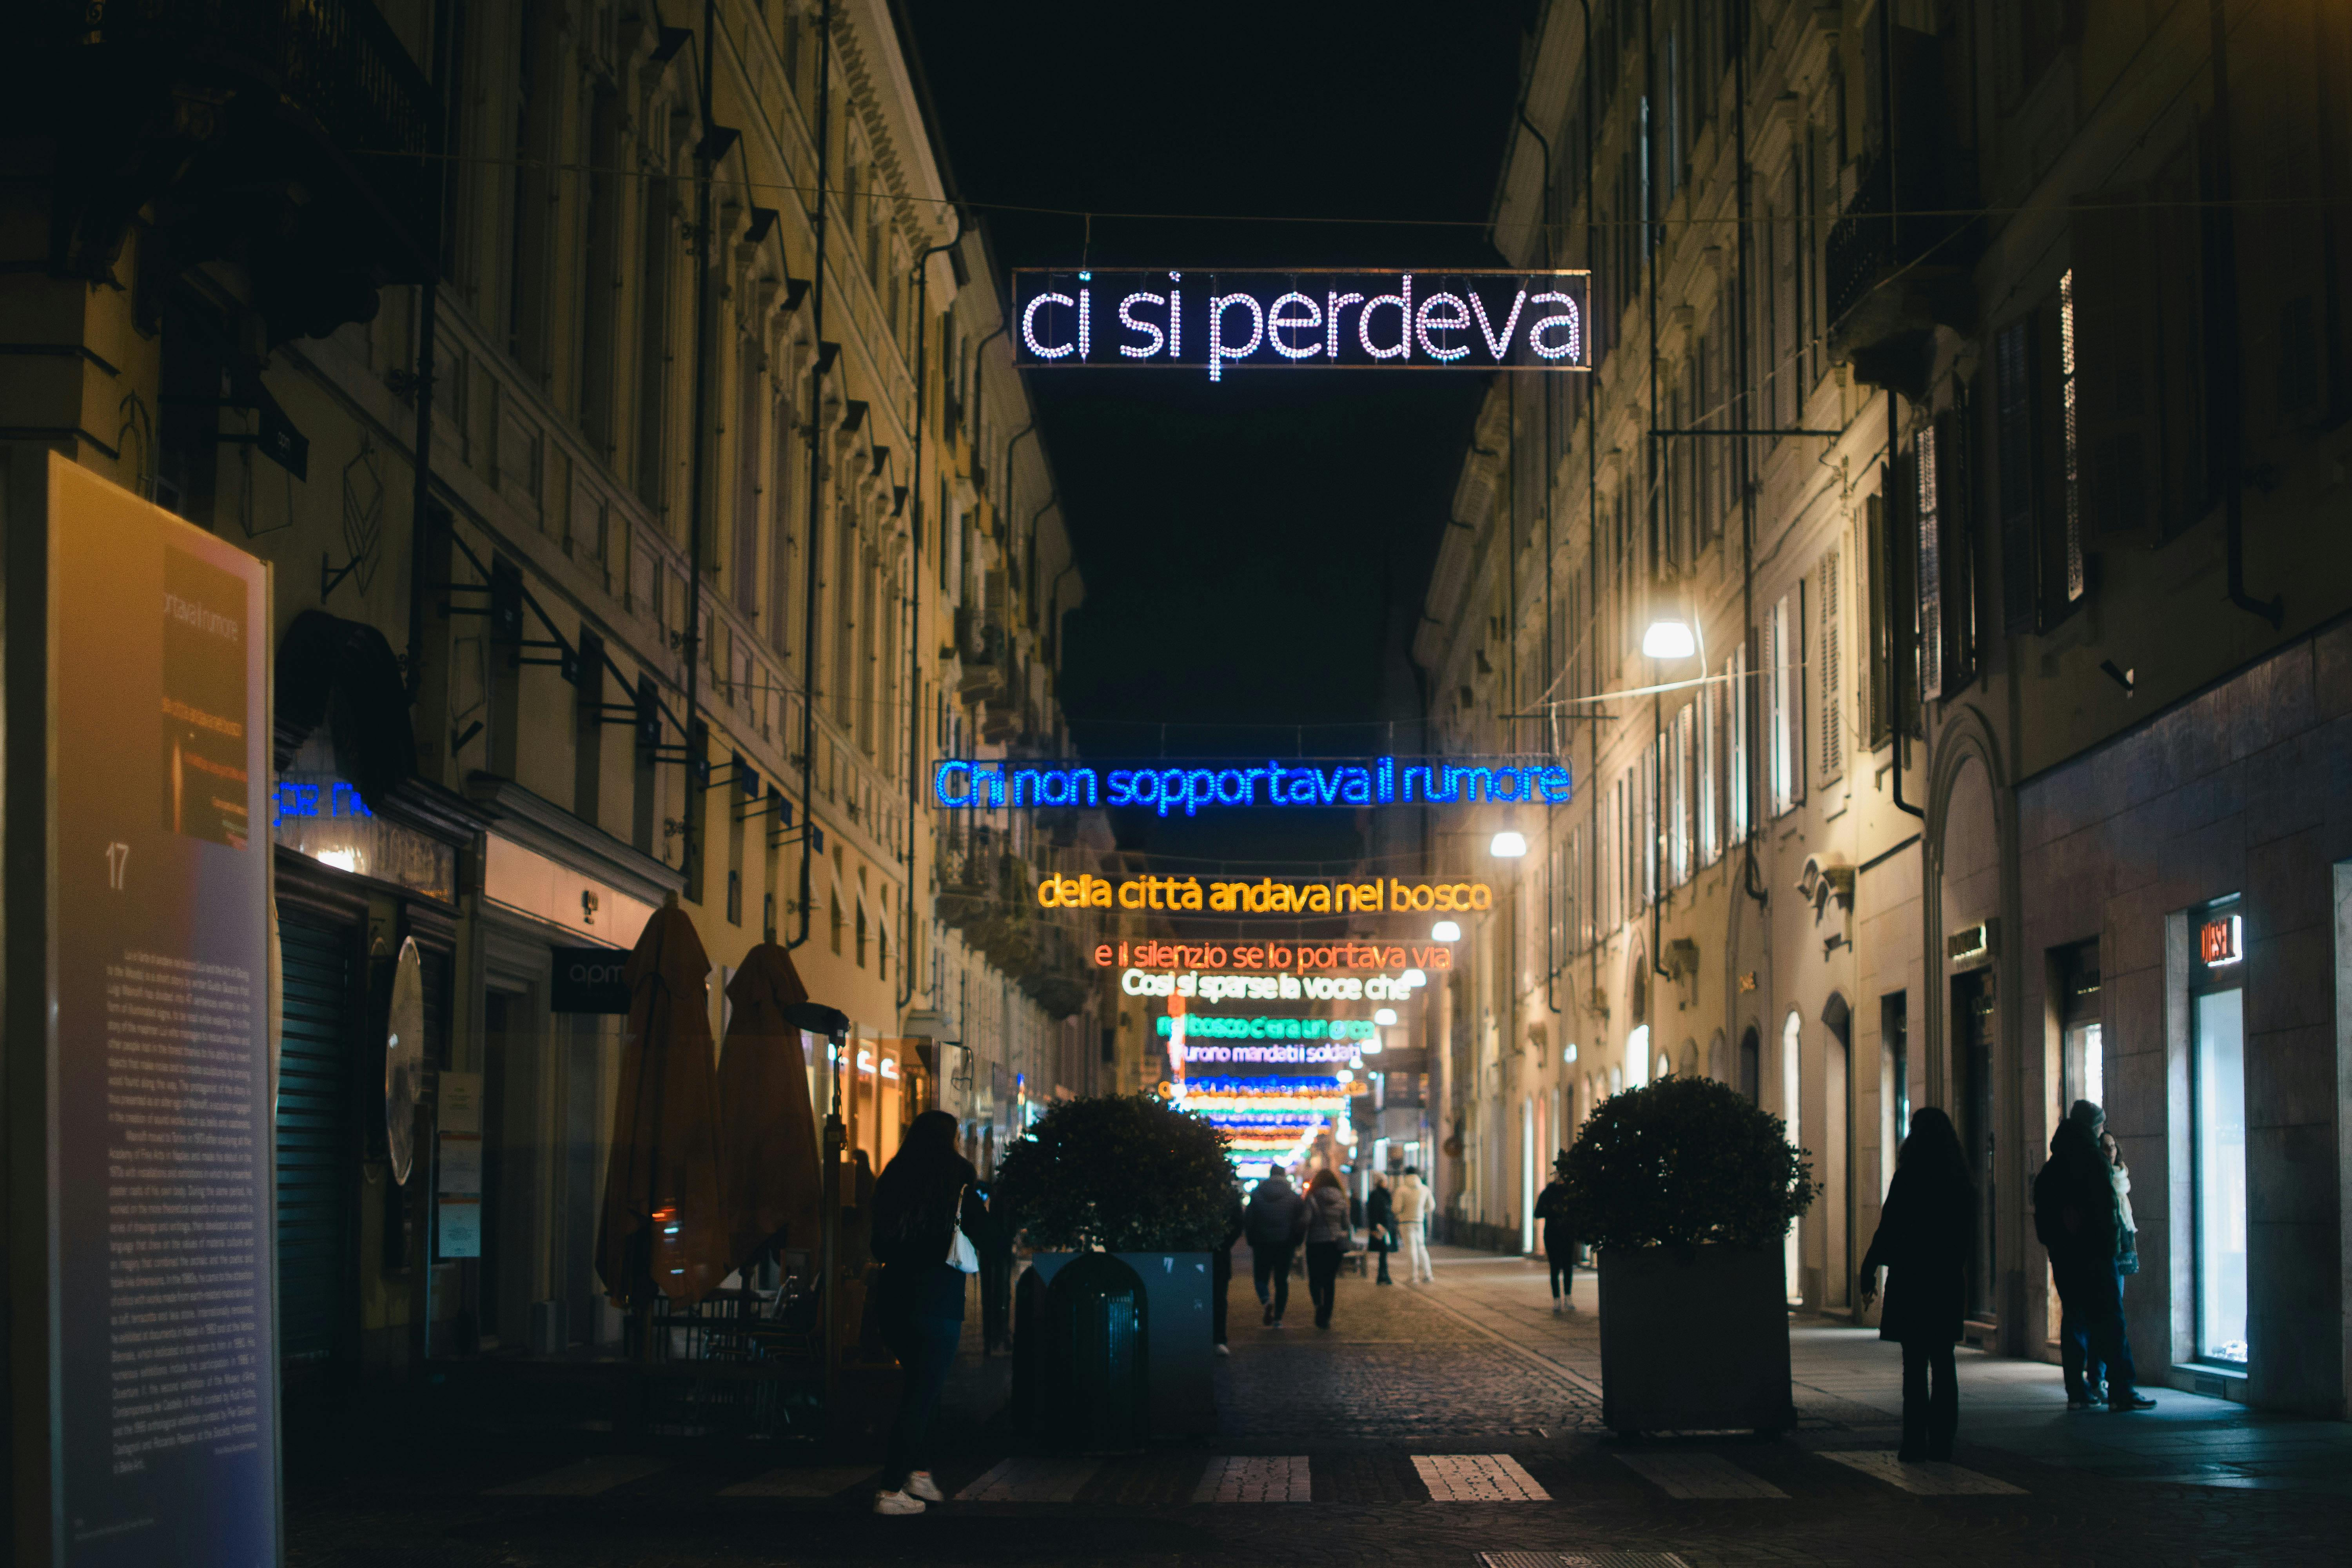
284,1246,2352,1567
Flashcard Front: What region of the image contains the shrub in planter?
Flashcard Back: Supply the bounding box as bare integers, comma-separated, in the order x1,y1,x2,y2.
1561,1074,1817,1437
996,1094,1234,1439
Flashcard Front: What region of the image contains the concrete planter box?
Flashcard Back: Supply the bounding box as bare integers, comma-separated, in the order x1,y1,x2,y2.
1020,1251,1216,1439
1598,1244,1795,1437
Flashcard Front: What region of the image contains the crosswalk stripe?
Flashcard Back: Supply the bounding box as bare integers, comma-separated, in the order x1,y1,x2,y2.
955,1457,1100,1502
1618,1452,1788,1499
717,1466,873,1497
1819,1450,2025,1495
1193,1455,1311,1503
1412,1453,1551,1502
483,1455,670,1496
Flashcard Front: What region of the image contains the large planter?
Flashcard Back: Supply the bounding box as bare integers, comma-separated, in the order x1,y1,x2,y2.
1020,1251,1216,1439
1599,1244,1794,1437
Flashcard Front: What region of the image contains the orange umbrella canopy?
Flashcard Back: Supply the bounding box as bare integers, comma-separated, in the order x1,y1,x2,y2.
717,943,823,1270
596,903,733,1308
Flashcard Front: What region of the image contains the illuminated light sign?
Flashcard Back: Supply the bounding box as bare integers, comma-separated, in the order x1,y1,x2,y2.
1153,1015,1379,1042
933,757,1570,817
1122,969,1426,1003
2200,913,2242,967
1097,939,1454,974
1043,873,1493,913
1178,1042,1359,1064
1013,269,1592,380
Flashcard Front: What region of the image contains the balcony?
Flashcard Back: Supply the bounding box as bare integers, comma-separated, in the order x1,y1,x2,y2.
1826,148,1980,392
24,0,440,338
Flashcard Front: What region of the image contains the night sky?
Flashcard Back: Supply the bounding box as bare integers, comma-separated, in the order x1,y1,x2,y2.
901,1,1532,867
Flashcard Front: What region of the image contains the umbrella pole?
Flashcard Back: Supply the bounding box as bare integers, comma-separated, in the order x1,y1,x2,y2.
820,1026,846,1433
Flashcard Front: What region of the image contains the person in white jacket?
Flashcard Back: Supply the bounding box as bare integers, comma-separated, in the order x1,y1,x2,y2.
1390,1167,1434,1283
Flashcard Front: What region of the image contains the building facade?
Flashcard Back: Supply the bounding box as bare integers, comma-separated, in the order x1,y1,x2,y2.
3,0,1107,1424
1414,0,2352,1416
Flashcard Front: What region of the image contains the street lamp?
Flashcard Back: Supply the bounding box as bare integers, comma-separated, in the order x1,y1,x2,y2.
1431,919,1461,942
1375,1007,1398,1026
1490,828,1528,858
1641,615,1698,660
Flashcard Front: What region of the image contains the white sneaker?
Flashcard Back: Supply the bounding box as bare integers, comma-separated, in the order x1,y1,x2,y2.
873,1488,925,1516
904,1472,945,1503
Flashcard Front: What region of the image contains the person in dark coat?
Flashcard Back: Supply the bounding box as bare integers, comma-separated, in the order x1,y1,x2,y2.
1859,1106,1973,1462
1302,1169,1351,1329
1533,1149,1577,1310
1243,1167,1310,1327
2034,1100,2155,1412
1365,1172,1398,1285
867,1110,985,1515
1210,1187,1244,1355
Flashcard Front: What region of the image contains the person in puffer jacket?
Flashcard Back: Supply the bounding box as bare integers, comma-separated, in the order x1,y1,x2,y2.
1302,1169,1352,1328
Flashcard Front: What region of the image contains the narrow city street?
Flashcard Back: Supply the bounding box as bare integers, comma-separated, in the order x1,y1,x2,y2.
281,1247,2352,1568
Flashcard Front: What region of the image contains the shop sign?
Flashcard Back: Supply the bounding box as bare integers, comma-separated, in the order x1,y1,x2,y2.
2199,913,2242,967
1012,267,1591,379
550,945,633,1013
1041,873,1492,913
41,456,277,1561
933,755,1570,816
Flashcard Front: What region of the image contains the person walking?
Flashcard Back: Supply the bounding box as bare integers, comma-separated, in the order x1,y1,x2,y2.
867,1110,985,1516
1302,1169,1351,1329
1244,1166,1309,1327
1534,1151,1577,1311
1859,1106,1973,1462
1210,1184,1244,1356
1392,1165,1434,1283
2035,1101,2156,1413
1365,1172,1399,1285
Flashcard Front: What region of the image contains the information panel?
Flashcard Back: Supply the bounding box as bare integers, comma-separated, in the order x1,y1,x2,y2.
49,455,276,1566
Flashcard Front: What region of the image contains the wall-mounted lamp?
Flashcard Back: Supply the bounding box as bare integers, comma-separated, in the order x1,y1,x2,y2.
1432,919,1462,942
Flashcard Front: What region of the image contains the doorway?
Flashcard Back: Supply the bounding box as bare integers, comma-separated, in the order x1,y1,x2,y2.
1781,1010,1802,1305
1954,968,1997,1323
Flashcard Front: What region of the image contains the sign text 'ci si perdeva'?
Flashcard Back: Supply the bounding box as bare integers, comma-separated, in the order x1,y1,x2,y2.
1013,269,1591,380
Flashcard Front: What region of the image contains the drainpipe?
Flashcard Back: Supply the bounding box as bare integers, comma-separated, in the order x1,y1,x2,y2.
2208,0,2283,630
792,0,833,950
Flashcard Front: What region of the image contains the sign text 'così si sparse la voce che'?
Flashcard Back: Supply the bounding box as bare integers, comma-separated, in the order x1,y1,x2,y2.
1012,269,1592,380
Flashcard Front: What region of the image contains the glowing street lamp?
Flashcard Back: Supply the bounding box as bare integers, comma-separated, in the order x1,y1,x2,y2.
1490,828,1528,858
1374,1007,1398,1026
1431,919,1461,942
1641,615,1699,660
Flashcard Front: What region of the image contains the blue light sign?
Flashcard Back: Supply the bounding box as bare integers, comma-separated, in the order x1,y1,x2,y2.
931,756,1570,817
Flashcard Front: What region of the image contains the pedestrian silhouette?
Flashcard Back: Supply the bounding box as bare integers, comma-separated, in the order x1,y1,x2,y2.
1859,1107,1972,1461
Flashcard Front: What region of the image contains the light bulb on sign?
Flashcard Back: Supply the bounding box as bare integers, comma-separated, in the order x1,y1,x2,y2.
1375,1007,1398,1026
1490,829,1528,858
1432,919,1461,942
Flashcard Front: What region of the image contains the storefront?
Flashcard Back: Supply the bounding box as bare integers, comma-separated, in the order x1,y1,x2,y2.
2009,631,2350,1416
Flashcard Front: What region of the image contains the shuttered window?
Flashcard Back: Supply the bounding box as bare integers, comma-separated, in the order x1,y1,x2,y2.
1818,547,1843,779
1916,424,1943,702
2058,268,2085,603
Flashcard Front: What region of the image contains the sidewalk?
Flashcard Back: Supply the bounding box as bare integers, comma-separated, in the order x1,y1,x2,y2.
1418,1243,2352,1496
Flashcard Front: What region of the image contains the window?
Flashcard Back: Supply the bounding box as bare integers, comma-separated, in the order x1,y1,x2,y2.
1766,592,1803,816
1782,1009,1804,1303
1670,703,1694,887
1916,425,1943,701
1726,644,1751,842
2057,939,2102,1110
2192,901,2247,1367
1697,675,1721,866
2057,268,2085,604
1817,547,1843,779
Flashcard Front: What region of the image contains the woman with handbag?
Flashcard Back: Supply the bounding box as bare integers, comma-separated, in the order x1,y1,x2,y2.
867,1110,985,1515
1302,1169,1351,1329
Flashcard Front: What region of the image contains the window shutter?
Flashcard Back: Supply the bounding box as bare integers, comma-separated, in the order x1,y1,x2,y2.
2071,183,2159,544
1864,494,1891,747
1915,425,1943,702
1818,547,1843,779
1761,600,1780,814
1995,320,2038,634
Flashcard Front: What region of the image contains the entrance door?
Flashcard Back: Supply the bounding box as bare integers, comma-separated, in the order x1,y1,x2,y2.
1825,1025,1851,1308
1955,969,1997,1322
275,910,357,1391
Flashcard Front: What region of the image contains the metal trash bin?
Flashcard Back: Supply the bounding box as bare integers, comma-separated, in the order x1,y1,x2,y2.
1040,1252,1149,1452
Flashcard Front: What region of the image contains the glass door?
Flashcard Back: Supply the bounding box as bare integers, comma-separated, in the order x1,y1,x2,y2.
1955,969,1996,1323
2192,906,2247,1367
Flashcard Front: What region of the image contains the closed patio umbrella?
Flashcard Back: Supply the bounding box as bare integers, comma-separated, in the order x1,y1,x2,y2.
717,942,823,1270
596,901,732,1310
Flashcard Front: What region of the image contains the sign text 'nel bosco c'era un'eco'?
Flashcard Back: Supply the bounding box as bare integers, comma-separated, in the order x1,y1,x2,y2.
933,756,1570,816
1012,269,1592,381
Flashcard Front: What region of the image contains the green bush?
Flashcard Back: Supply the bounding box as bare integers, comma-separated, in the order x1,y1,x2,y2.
992,1093,1237,1252
1562,1074,1817,1252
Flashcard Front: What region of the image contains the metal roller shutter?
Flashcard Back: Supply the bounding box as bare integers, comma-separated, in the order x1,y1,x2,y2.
275,909,355,1367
